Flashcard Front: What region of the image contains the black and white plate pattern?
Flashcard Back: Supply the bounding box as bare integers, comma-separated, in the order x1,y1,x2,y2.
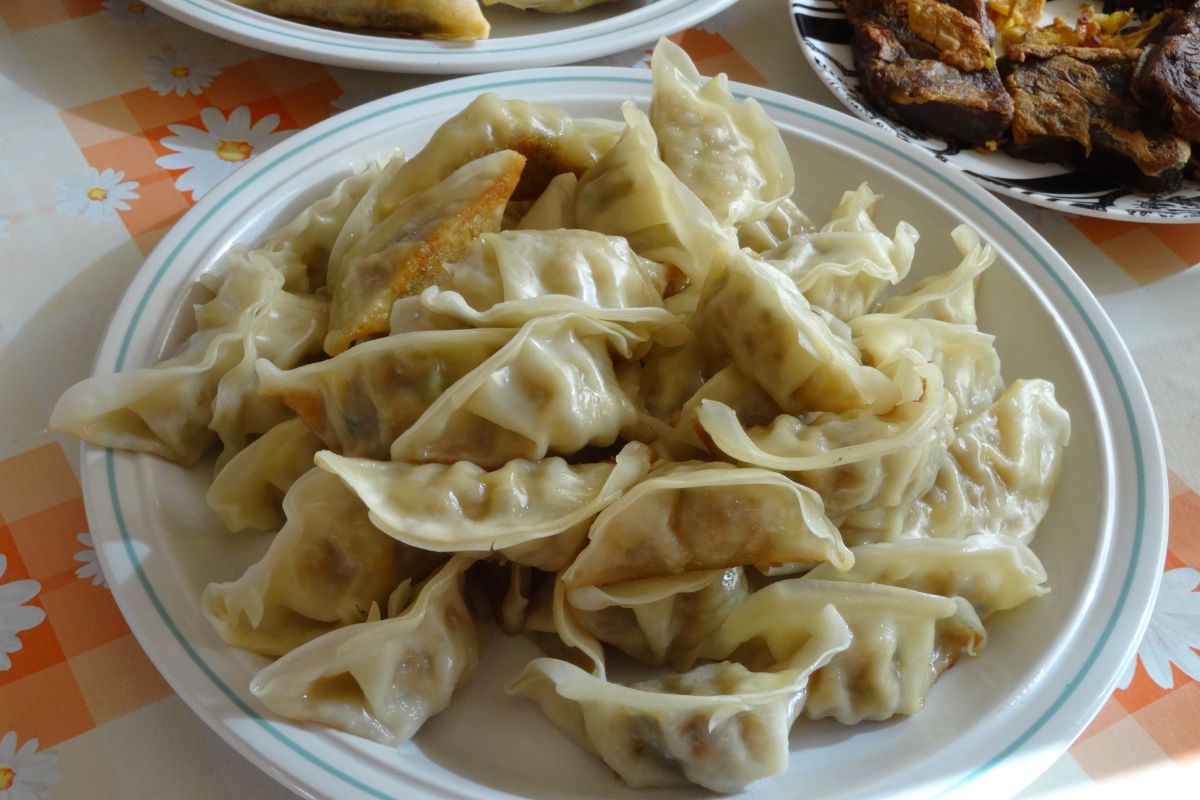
790,0,1200,222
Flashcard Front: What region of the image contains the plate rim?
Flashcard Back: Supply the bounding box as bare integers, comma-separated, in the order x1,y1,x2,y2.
787,0,1200,223
142,0,739,73
79,65,1168,800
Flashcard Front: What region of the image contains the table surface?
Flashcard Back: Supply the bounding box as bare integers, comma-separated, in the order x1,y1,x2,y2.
1,0,1199,797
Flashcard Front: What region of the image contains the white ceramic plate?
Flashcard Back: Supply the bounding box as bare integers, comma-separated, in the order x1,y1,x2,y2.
790,0,1200,222
80,67,1167,800
143,0,737,73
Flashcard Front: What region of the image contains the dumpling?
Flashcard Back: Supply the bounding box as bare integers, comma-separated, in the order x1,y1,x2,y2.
506,603,852,791
666,364,781,455
693,354,957,543
701,579,986,724
575,102,729,291
261,156,389,292
691,247,899,415
50,250,319,465
877,225,994,324
563,462,852,587
201,468,443,656
853,314,1004,423
325,149,525,355
737,197,813,253
206,418,323,532
250,556,478,745
315,441,653,566
484,0,616,11
417,229,682,341
256,327,511,459
761,183,918,321
804,534,1049,619
564,567,749,669
913,379,1071,543
387,295,464,335
231,0,490,40
516,172,577,230
650,37,794,225
390,314,641,469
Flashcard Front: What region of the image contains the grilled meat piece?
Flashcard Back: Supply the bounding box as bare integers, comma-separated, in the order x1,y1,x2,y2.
846,0,1013,146
1134,3,1200,140
1003,44,1190,193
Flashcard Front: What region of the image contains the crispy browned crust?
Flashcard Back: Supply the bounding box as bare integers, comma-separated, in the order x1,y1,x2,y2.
846,0,1013,146
1004,44,1190,193
1134,5,1200,141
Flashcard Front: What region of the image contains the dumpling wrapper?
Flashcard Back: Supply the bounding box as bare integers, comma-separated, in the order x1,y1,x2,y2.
250,556,478,746
563,462,852,587
231,0,490,40
325,149,525,355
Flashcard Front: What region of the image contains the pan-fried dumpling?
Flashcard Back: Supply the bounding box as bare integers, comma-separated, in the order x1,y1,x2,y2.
201,468,443,656
692,248,899,415
315,441,653,566
507,604,852,791
877,225,994,324
325,150,525,355
805,534,1048,619
262,157,389,292
206,418,323,532
516,172,578,230
650,38,793,225
387,295,464,335
485,0,617,12
693,355,957,543
914,379,1070,543
853,314,1003,423
563,462,852,587
250,556,477,746
418,229,682,341
50,251,314,465
256,328,511,459
390,315,641,469
232,0,490,40
762,184,918,321
564,567,748,669
575,102,729,290
702,579,986,724
327,154,409,276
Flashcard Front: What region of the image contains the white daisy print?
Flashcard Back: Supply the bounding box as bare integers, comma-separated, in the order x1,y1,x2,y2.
0,731,59,800
0,556,45,672
54,168,139,224
157,106,294,201
100,0,164,30
1117,567,1200,690
73,533,107,588
144,49,220,97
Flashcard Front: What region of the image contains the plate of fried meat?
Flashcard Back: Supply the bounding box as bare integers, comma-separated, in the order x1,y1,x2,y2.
792,0,1200,221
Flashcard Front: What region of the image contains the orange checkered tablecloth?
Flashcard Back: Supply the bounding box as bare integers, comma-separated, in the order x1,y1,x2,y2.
0,0,1198,797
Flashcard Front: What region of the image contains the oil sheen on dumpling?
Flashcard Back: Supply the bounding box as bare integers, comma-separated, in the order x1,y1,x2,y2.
325,150,525,355
702,579,986,724
256,327,511,459
390,314,641,469
250,556,478,746
206,418,323,532
563,462,852,587
202,468,443,656
315,441,653,569
650,37,794,225
507,604,852,791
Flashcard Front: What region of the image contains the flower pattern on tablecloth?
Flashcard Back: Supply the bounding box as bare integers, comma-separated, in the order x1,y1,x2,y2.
54,168,139,223
144,49,220,97
100,0,164,31
73,533,106,588
1118,567,1200,690
157,106,294,201
0,556,45,672
0,731,58,800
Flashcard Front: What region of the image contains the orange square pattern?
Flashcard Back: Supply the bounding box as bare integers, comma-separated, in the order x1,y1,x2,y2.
0,0,69,33
0,442,81,524
62,0,103,17
1070,216,1200,279
0,596,65,688
1071,715,1171,782
8,497,88,581
69,635,172,726
1136,682,1200,764
60,97,142,148
0,662,94,748
1167,488,1200,571
40,577,131,658
200,60,277,110
1075,696,1129,744
81,136,164,183
118,173,188,238
667,30,766,86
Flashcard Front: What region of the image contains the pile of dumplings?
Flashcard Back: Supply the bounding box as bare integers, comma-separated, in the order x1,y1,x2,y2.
51,39,1071,792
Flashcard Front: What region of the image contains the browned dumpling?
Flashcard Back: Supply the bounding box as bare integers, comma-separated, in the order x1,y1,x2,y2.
233,0,490,40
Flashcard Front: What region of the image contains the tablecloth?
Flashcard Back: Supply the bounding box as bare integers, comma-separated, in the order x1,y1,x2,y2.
0,0,1198,796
